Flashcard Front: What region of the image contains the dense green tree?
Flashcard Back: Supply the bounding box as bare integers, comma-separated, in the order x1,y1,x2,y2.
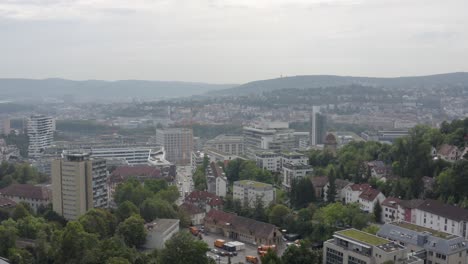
159,232,210,264
0,224,17,256
155,186,180,203
116,215,147,248
290,177,315,208
140,198,177,222
16,215,47,239
54,221,99,263
106,257,131,264
326,168,337,203
114,179,152,207
261,249,282,264
8,248,34,264
116,201,139,222
282,242,321,264
252,195,268,222
144,179,168,194
97,237,139,263
268,204,291,227
11,203,30,221
79,209,117,239
373,201,382,223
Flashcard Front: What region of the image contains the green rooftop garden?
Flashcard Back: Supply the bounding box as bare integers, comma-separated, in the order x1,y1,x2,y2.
394,222,453,239
236,180,271,188
337,229,389,246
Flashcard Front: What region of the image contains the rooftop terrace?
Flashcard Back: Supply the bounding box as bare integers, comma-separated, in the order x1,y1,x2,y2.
336,229,390,246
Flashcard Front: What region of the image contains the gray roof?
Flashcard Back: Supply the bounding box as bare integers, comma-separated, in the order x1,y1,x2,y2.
378,223,468,255
417,199,468,222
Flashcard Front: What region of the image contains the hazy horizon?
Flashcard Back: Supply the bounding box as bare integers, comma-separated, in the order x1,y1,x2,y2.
1,0,467,83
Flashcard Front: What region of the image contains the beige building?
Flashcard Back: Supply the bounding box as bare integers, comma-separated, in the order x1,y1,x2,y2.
323,229,423,264
52,152,108,220
233,180,275,208
205,134,244,155
155,128,193,165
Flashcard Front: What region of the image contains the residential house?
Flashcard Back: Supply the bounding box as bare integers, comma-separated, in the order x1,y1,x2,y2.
179,202,205,226
378,222,468,264
0,184,51,212
359,188,386,213
204,209,281,245
361,160,392,180
381,197,401,223
435,144,460,163
344,183,372,204
398,199,425,224
206,162,227,197
311,176,328,199
323,179,351,202
414,199,468,239
184,191,223,213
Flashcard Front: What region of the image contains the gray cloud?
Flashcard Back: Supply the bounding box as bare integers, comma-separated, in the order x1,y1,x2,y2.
0,0,467,83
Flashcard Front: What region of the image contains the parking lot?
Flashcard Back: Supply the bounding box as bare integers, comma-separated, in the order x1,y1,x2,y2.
201,231,285,264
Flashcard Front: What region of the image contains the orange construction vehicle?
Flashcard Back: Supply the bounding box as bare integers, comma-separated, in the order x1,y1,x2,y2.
189,227,199,236
257,244,277,254
214,239,226,248
246,256,259,264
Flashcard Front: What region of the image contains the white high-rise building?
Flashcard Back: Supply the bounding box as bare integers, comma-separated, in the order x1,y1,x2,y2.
243,122,294,159
27,115,55,158
52,152,108,220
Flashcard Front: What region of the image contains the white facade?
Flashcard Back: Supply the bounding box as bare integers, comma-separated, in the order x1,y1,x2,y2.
255,152,281,172
414,209,468,239
215,176,227,197
359,192,386,213
233,180,275,208
28,115,55,158
90,146,163,165
282,163,313,190
243,122,293,159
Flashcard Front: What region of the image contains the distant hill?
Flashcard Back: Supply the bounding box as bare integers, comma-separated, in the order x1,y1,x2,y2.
211,72,468,95
0,78,235,102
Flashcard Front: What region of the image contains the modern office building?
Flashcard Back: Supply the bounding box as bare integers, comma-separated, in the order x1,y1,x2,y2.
52,152,108,220
255,151,281,172
155,128,193,165
205,134,244,155
378,222,468,264
243,122,294,159
323,229,422,264
310,106,327,146
233,180,275,208
27,115,55,158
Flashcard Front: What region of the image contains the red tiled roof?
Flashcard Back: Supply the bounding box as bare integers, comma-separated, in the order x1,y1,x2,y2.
350,183,371,192
359,188,381,202
210,162,224,178
0,197,16,208
111,165,161,178
180,202,204,215
185,191,218,202
0,184,51,201
205,209,277,240
381,197,401,209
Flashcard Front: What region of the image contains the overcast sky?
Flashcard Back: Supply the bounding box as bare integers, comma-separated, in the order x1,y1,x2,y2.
0,0,467,83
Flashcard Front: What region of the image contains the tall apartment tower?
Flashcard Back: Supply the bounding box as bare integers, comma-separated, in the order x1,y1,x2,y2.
52,152,108,220
310,107,327,146
155,128,193,165
27,115,55,158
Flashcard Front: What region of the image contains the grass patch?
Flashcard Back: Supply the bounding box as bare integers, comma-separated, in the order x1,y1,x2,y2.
394,222,452,239
337,229,389,246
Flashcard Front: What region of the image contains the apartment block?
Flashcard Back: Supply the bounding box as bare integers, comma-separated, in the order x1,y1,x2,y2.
323,229,422,264
378,222,468,264
233,180,275,208
282,163,313,190
155,128,193,165
27,115,55,158
243,122,293,159
52,152,108,220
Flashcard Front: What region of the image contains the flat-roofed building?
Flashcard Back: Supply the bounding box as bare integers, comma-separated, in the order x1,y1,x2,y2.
282,163,313,190
155,128,193,165
323,229,422,264
378,222,468,264
255,151,281,172
243,122,293,159
144,219,180,250
52,152,108,220
205,135,244,155
233,180,275,208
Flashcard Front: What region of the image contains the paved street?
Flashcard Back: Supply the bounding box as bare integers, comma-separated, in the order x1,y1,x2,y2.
202,232,259,264
176,166,194,205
